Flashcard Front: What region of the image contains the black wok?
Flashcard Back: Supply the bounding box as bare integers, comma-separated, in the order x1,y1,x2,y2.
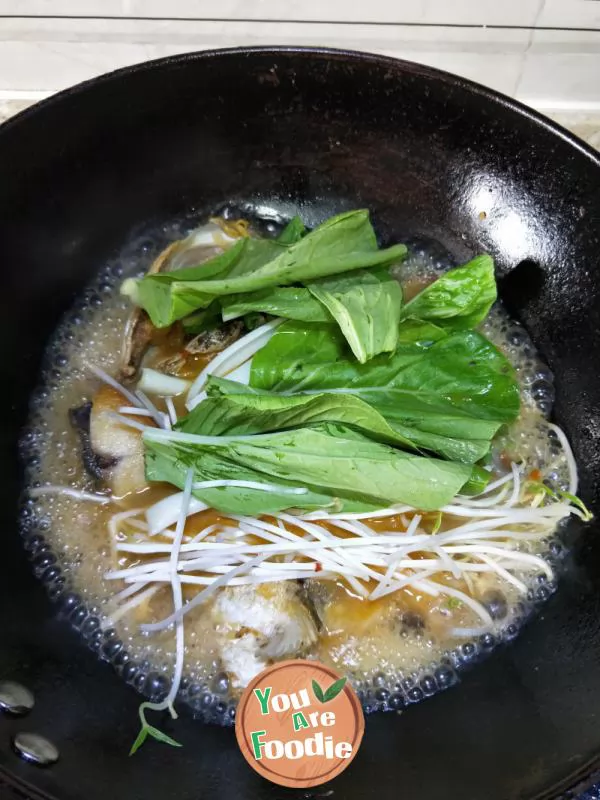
0,46,599,800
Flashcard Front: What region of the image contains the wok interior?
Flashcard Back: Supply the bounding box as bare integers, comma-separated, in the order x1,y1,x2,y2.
1,49,600,800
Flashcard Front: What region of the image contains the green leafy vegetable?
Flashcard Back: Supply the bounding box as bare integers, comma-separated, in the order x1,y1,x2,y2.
402,254,496,331
307,268,403,362
183,380,416,446
122,210,407,327
143,424,486,513
249,321,520,462
277,215,307,244
395,318,448,346
145,437,340,516
123,238,284,327
251,321,518,420
221,266,406,359
185,376,496,464
221,286,333,323
182,300,222,334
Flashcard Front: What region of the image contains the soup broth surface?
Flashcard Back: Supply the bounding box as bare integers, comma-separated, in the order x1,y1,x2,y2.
22,217,573,718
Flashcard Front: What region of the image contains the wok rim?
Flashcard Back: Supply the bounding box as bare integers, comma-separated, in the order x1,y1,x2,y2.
2,44,600,171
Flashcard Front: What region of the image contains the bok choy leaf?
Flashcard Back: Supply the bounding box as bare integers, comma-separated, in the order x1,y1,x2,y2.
143,424,487,514
276,215,307,244
248,320,519,462
122,210,407,328
182,377,499,464
250,321,519,421
221,286,333,323
307,268,403,362
401,254,496,331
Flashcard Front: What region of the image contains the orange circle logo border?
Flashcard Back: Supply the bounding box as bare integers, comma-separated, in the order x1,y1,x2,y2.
235,659,365,788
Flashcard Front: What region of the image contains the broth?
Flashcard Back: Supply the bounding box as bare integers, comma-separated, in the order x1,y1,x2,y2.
21,217,576,722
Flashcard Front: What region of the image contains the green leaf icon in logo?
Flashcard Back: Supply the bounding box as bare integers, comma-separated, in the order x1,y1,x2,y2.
324,677,347,702
312,679,325,703
312,676,347,704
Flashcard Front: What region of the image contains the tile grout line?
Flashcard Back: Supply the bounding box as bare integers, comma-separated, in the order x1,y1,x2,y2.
0,15,599,32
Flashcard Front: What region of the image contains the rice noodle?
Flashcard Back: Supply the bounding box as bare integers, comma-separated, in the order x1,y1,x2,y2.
476,553,528,594
162,469,194,710
140,555,268,633
103,584,161,628
104,478,577,638
506,462,522,507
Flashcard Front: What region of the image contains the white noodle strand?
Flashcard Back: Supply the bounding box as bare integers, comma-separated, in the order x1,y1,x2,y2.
87,363,140,406
548,423,578,494
30,486,112,504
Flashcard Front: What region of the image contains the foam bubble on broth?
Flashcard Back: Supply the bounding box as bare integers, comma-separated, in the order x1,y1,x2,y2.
21,225,573,718
21,223,229,700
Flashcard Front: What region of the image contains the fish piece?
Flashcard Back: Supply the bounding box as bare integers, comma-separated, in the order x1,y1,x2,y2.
184,320,244,356
119,220,242,379
88,385,147,497
69,402,117,480
154,320,244,377
212,582,317,687
119,241,181,380
219,635,271,690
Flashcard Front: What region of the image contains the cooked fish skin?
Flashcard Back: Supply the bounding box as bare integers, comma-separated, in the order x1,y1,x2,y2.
212,582,318,687
88,385,147,497
68,402,117,480
184,320,244,356
119,241,182,380
154,319,245,377
119,310,156,381
119,221,239,380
